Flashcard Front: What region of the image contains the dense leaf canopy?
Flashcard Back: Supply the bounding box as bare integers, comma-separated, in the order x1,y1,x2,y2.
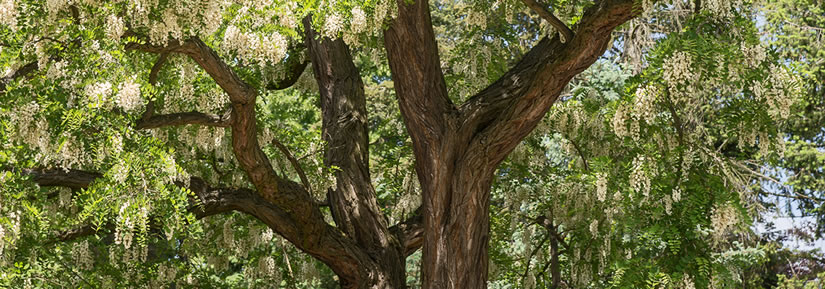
0,0,822,288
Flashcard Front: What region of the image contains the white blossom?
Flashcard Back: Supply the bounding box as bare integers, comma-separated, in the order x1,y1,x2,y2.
612,104,629,139
663,51,694,87
73,240,94,270
323,13,344,39
630,155,650,199
117,79,143,112
710,204,739,242
633,85,658,124
351,7,368,33
595,173,607,202
0,0,17,29
589,219,599,237
106,14,126,41
85,82,113,109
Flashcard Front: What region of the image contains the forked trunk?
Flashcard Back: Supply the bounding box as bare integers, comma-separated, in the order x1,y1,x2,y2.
420,165,495,289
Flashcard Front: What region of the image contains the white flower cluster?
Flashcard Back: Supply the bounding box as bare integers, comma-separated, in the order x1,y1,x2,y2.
753,64,796,120
57,133,85,170
663,51,694,87
351,7,367,33
710,204,739,242
343,7,368,46
589,219,599,237
46,60,67,80
72,240,94,270
633,85,658,125
105,14,126,41
741,44,766,68
9,102,50,150
612,105,629,139
466,9,487,30
704,0,739,19
44,0,65,20
117,79,143,112
223,218,234,247
85,81,113,109
323,13,344,39
0,0,17,29
257,256,276,277
595,173,607,202
682,274,696,289
156,263,177,284
630,155,650,199
115,203,141,251
223,25,288,64
278,2,299,29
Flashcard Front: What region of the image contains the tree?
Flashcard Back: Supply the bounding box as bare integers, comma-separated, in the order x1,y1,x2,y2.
0,0,812,288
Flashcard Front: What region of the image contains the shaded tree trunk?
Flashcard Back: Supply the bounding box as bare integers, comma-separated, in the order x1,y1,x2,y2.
305,17,407,288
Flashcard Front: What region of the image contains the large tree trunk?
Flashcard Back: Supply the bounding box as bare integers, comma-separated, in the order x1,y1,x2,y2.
383,0,640,288
420,159,496,288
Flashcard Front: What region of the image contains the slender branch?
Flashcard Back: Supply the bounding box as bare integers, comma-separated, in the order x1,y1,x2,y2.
521,233,551,281
271,139,312,194
521,0,574,42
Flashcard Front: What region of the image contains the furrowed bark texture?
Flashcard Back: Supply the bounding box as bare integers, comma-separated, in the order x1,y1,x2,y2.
305,17,406,288
384,0,639,288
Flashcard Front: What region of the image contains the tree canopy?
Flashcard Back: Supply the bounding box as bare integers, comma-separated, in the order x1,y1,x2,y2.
0,0,823,288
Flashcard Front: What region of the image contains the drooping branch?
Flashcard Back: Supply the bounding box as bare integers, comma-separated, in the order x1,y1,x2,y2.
266,50,309,90
521,0,574,42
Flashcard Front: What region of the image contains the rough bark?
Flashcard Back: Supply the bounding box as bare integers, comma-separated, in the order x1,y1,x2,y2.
306,17,406,288
384,0,639,288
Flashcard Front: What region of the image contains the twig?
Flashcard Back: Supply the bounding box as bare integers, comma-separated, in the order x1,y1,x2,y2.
521,0,574,42
271,139,312,194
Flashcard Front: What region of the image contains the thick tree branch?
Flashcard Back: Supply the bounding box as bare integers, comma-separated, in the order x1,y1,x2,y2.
389,208,424,257
135,109,232,129
13,168,102,189
384,0,456,177
305,16,406,286
459,0,639,165
521,0,574,42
